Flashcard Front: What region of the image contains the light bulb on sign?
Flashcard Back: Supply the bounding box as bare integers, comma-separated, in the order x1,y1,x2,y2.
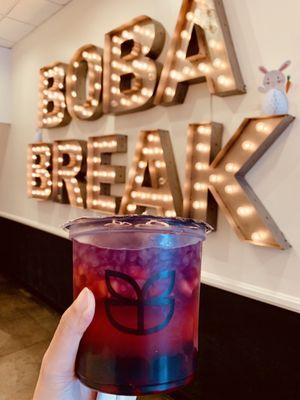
193,182,207,191
225,162,239,173
195,162,208,171
237,206,254,217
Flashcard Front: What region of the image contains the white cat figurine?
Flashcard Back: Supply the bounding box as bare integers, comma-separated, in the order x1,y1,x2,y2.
258,60,291,115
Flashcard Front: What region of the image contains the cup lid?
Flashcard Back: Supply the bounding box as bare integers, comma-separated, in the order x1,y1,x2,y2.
62,214,213,236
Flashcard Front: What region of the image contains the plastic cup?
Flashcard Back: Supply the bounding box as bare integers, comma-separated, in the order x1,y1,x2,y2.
63,215,210,396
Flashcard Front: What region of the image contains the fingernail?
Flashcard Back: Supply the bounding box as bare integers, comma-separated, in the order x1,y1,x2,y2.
74,287,92,314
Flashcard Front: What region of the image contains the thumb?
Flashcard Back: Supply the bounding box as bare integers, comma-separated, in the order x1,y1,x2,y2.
42,287,95,378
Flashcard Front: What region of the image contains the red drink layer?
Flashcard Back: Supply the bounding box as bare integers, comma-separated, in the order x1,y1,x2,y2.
73,233,202,395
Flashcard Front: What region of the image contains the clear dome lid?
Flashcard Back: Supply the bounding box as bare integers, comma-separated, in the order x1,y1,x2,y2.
63,214,212,237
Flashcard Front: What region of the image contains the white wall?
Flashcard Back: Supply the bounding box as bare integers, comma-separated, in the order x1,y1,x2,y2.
0,47,11,124
1,0,300,312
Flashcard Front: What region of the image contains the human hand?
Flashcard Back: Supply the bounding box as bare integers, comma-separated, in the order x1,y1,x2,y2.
33,287,98,400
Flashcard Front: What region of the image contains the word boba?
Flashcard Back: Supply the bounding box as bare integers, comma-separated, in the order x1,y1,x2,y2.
38,0,245,129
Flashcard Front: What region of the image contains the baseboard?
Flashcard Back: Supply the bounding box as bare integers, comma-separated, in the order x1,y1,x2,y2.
201,271,300,313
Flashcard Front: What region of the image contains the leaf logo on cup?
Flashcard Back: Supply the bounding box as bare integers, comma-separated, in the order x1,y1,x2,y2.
105,269,176,335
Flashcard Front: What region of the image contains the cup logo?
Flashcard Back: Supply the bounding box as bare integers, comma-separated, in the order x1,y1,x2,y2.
105,269,176,335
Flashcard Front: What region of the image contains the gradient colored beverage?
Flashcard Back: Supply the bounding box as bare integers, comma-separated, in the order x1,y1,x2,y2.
64,215,209,395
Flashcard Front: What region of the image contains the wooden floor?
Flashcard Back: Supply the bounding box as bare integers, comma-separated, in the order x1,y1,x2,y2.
0,275,59,400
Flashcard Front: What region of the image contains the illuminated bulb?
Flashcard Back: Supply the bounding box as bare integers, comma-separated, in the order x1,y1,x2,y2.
212,58,225,69
255,122,265,132
112,36,120,43
122,30,131,39
142,46,150,53
195,162,207,171
165,87,175,96
138,161,147,168
181,30,190,39
194,182,207,191
154,147,163,155
196,143,209,152
256,122,270,134
147,133,159,142
76,198,83,203
209,174,221,183
120,98,130,106
155,160,166,168
176,50,185,59
127,204,137,212
224,184,237,194
58,182,63,187
197,126,211,135
74,187,80,193
225,163,239,173
217,75,231,87
141,87,151,97
94,82,101,90
251,230,267,242
237,206,254,217
112,47,121,55
135,175,143,184
170,69,180,80
76,155,82,161
131,191,137,198
111,86,118,94
186,11,194,21
209,39,219,49
91,99,98,106
165,210,176,217
198,63,210,74
133,25,141,33
71,91,77,98
58,112,64,118
111,73,120,82
242,141,256,151
71,178,77,184
193,201,206,209
183,66,192,75
71,74,77,82
82,51,88,58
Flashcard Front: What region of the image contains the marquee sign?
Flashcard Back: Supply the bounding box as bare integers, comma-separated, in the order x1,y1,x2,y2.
29,0,295,249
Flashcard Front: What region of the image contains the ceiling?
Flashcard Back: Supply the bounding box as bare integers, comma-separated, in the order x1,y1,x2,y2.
0,0,72,49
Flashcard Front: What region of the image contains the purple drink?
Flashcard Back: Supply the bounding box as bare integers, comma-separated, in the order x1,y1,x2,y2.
64,215,209,395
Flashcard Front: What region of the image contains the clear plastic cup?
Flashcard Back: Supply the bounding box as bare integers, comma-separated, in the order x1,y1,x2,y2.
63,215,210,396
